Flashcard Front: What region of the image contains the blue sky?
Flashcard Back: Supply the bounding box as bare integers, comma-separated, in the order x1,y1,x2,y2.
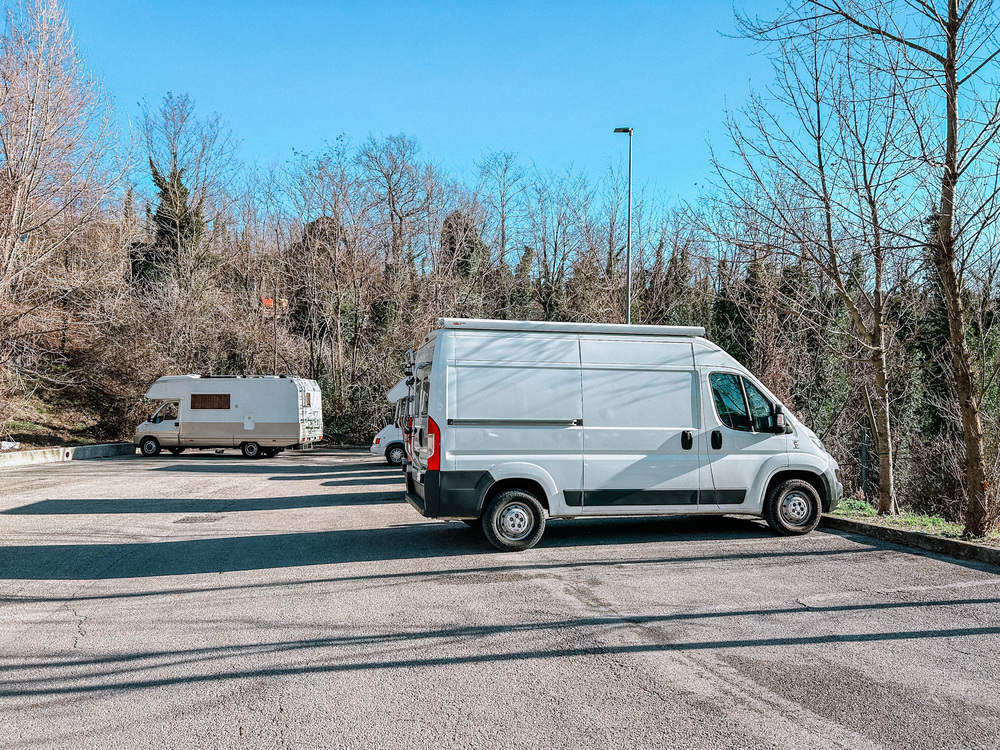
65,0,772,204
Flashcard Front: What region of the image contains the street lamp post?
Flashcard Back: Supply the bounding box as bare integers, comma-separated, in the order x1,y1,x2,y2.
614,127,633,324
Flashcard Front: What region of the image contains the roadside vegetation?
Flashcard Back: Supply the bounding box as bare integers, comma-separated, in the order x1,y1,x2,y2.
0,0,997,538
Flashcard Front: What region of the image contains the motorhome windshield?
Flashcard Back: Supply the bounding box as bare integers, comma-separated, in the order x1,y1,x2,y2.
150,402,178,423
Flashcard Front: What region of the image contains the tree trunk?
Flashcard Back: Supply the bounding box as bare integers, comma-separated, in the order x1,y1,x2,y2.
936,0,992,537
872,343,897,515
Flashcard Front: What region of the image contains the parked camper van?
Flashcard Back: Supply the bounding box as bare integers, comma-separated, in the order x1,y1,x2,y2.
135,375,323,458
404,318,842,551
370,378,408,465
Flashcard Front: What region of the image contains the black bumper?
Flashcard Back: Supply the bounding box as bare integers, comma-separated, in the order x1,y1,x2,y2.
405,469,494,519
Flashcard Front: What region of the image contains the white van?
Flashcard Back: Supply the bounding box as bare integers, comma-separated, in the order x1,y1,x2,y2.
404,318,842,551
135,375,323,458
370,379,408,465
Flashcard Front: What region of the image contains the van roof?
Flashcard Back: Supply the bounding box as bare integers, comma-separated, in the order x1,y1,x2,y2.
439,318,706,337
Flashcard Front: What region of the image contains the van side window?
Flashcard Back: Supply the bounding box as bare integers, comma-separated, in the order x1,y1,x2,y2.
191,394,231,410
710,373,751,431
743,380,773,432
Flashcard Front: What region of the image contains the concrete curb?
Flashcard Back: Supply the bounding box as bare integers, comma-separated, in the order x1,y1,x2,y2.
0,443,135,469
821,514,1000,568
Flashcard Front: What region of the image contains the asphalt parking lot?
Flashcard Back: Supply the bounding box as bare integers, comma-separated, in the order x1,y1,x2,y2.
1,449,999,749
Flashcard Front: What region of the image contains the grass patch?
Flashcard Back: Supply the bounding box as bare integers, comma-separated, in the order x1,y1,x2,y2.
832,497,1000,547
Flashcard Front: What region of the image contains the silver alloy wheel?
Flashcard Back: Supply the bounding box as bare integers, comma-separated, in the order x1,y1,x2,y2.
780,491,811,525
497,501,533,541
388,446,405,465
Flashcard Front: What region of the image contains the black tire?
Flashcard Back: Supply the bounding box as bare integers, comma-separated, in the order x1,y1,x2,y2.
241,442,262,459
385,443,406,466
482,488,546,552
139,437,161,457
764,479,822,535
262,448,279,458
167,447,185,456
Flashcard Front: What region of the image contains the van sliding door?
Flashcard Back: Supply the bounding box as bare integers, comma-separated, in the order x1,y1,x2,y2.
580,340,702,512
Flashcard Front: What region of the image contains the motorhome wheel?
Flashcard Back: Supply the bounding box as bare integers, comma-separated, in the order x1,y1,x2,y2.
241,442,262,459
139,437,161,456
483,488,546,552
764,479,821,535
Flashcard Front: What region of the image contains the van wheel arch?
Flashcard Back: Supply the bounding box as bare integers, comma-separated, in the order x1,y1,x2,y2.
764,470,828,511
482,478,549,515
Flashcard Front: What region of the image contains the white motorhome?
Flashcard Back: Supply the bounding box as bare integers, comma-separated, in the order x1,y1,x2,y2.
134,375,323,458
370,378,408,466
404,318,843,551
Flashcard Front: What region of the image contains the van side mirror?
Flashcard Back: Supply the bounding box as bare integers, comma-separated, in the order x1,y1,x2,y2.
773,405,793,434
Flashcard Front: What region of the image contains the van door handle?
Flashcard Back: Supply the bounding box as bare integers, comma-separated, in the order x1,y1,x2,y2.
711,430,722,450
173,422,179,427
681,431,693,450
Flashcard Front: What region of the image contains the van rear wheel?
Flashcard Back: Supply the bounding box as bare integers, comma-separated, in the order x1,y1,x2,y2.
482,488,546,552
764,479,821,535
241,442,262,459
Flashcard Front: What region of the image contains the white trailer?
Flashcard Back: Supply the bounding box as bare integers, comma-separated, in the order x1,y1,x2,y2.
369,378,408,465
404,318,843,551
134,375,323,458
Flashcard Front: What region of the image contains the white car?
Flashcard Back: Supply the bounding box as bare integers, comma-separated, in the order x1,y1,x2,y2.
370,423,406,465
370,379,408,466
404,318,843,552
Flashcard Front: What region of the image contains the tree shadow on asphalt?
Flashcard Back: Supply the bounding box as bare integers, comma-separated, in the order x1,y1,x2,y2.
3,597,1000,699
149,459,396,476
1,492,405,515
0,515,880,580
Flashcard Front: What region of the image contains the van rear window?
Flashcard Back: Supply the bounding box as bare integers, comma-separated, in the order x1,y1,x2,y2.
191,394,231,410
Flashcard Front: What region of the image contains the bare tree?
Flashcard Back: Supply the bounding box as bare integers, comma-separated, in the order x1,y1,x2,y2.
738,1,1000,533
0,0,125,433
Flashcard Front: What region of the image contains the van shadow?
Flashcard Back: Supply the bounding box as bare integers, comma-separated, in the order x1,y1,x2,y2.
543,514,774,545
1,492,405,516
0,516,879,581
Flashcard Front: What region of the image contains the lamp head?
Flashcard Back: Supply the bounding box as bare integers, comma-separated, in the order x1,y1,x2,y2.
614,127,633,134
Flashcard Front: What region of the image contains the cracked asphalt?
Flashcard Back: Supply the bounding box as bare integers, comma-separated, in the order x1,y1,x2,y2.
1,448,998,749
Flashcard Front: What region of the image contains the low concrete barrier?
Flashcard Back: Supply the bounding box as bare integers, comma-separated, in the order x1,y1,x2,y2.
821,514,1000,568
0,442,135,469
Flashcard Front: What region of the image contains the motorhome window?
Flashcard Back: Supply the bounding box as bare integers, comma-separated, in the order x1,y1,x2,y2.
743,380,773,432
710,373,751,431
305,392,311,407
191,393,231,410
161,402,178,421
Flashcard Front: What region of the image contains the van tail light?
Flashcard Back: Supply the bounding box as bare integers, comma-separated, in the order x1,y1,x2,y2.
427,416,440,471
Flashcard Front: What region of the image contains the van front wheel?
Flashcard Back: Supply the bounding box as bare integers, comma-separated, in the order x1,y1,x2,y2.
139,437,161,457
482,488,546,552
764,479,821,535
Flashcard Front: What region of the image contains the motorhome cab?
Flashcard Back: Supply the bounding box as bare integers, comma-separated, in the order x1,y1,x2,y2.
404,318,842,552
370,378,408,466
135,375,323,458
